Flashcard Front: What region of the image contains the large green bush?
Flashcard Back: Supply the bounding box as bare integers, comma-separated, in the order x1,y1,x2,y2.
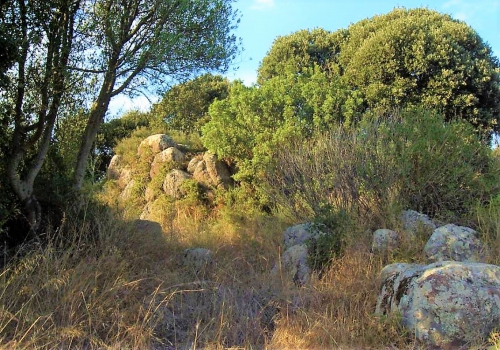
257,8,500,134
201,72,361,182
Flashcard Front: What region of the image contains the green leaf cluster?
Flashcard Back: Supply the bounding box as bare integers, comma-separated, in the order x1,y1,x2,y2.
201,7,500,186
201,71,361,181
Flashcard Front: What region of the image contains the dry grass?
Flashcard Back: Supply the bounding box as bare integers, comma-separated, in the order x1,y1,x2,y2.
3,121,500,348
2,194,500,349
268,231,421,350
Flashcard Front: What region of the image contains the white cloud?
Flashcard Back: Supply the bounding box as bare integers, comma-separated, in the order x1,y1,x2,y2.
441,0,499,22
453,11,468,21
108,94,155,117
250,0,275,11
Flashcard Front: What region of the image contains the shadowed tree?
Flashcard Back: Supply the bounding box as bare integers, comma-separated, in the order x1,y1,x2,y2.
0,0,239,238
151,73,230,134
2,0,81,235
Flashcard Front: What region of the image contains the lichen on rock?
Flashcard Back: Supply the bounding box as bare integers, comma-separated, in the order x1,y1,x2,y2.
376,261,500,348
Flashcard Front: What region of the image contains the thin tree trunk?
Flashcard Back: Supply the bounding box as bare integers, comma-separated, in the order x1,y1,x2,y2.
73,71,116,190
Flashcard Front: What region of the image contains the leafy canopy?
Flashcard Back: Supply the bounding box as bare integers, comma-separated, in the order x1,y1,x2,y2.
151,73,230,134
202,7,500,189
257,8,500,133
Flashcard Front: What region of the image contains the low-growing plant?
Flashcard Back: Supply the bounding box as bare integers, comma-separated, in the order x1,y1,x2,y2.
307,206,353,274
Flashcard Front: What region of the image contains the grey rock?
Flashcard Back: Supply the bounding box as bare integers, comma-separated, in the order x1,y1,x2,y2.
192,152,232,189
107,154,123,180
187,155,203,174
401,209,436,236
163,169,191,199
372,229,400,253
138,134,176,155
424,223,486,263
376,261,500,349
107,154,132,189
283,223,327,251
272,244,310,286
119,179,136,200
150,147,186,178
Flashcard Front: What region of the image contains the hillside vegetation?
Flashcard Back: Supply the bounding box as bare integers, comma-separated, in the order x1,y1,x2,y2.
1,7,500,349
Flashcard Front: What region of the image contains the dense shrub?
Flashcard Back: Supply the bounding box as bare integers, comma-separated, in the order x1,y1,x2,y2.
265,108,499,224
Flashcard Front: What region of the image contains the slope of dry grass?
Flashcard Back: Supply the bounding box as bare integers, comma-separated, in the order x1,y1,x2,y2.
3,192,500,349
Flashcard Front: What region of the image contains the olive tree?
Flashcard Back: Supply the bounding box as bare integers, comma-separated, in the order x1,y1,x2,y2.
72,0,240,190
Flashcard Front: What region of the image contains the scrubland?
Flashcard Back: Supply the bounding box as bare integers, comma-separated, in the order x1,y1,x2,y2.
2,111,500,349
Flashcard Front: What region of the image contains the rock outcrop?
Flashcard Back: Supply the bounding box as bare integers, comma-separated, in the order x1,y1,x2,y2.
273,222,330,286
119,179,136,200
283,222,327,250
137,134,176,155
375,211,495,348
273,244,310,286
376,261,500,349
150,147,186,178
190,152,232,189
108,134,235,207
107,154,132,189
424,223,486,263
163,169,192,199
401,209,436,235
107,154,123,180
372,229,400,253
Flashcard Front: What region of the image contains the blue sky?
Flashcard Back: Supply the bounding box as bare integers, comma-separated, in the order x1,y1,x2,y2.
226,0,500,85
109,0,500,114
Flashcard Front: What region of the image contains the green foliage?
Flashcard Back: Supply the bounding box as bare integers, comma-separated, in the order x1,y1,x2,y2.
257,28,347,84
256,7,500,135
341,8,500,133
180,179,206,203
307,207,352,274
166,130,205,152
151,74,230,134
94,110,153,178
203,7,500,191
51,109,152,183
114,127,155,165
201,73,361,181
0,0,16,89
52,110,91,177
376,108,497,216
